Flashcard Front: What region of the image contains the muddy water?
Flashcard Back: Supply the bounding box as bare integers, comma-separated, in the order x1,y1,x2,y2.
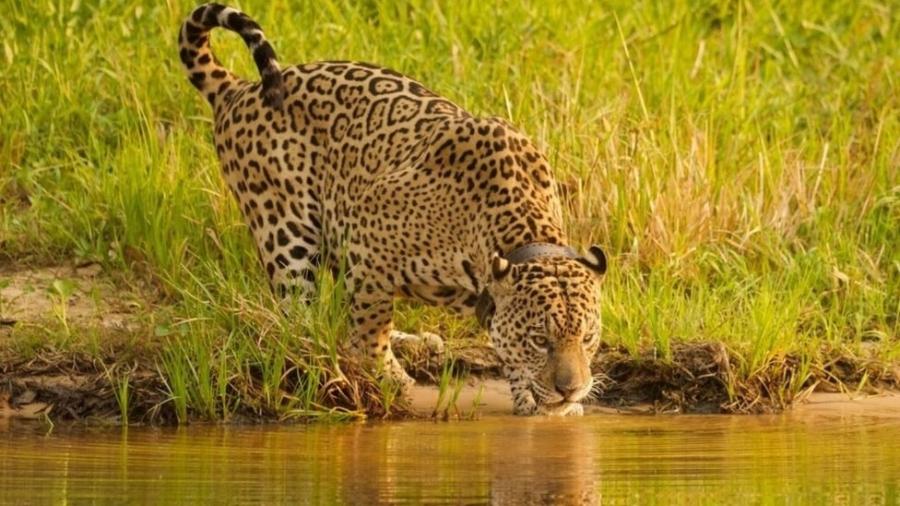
2,414,899,504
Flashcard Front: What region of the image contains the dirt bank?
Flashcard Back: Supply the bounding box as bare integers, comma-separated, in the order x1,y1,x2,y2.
1,263,898,423
4,340,897,422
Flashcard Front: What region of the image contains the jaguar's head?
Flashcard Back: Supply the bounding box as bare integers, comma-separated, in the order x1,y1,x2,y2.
478,245,607,416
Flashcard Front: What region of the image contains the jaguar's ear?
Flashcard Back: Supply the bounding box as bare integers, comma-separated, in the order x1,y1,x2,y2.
579,245,607,275
491,253,511,281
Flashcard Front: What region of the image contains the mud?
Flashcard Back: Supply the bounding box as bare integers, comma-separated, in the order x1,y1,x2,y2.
0,352,168,422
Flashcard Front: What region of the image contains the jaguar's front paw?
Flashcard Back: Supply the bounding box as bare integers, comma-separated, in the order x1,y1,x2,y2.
534,402,584,417
511,388,539,416
389,330,445,354
558,402,584,417
383,351,416,391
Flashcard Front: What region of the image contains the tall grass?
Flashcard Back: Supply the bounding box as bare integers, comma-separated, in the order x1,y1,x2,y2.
1,0,897,421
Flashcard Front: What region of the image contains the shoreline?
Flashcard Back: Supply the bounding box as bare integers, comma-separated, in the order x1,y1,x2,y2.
4,375,899,423
409,379,900,420
2,263,898,424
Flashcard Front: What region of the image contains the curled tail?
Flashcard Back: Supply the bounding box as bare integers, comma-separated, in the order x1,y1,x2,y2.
178,3,285,108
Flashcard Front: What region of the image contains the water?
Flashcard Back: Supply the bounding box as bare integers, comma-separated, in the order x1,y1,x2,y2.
2,413,899,504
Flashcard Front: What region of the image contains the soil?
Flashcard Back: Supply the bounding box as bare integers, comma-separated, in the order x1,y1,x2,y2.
0,263,144,333
793,392,900,419
0,263,165,421
1,264,898,423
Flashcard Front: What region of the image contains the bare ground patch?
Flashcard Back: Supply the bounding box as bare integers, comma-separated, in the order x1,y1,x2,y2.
0,262,165,421
0,262,145,335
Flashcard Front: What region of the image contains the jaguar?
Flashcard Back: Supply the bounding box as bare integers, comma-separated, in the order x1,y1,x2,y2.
179,3,608,415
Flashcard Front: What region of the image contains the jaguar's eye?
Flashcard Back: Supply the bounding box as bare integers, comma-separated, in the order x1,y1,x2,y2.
583,334,595,345
531,335,550,349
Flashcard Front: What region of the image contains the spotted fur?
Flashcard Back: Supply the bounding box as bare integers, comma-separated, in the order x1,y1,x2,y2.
179,3,608,415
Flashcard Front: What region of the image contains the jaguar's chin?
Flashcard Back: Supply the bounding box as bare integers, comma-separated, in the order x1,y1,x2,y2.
539,400,584,416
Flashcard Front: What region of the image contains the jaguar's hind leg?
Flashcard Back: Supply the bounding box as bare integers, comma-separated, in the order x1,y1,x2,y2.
236,190,323,307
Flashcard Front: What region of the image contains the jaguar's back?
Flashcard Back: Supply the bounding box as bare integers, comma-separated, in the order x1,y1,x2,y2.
208,58,471,292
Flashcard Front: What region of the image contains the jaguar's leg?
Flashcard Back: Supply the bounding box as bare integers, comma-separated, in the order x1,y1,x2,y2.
347,287,414,389
507,367,539,416
243,193,322,308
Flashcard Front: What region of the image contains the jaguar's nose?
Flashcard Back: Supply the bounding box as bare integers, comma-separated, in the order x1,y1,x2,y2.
553,352,589,400
554,374,582,400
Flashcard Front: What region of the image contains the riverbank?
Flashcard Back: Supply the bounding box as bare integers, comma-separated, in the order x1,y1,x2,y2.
2,263,897,423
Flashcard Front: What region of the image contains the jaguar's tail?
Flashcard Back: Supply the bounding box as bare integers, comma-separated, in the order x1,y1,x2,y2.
178,3,285,108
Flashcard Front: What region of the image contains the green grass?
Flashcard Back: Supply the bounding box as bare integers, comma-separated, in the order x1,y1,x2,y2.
1,0,897,422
